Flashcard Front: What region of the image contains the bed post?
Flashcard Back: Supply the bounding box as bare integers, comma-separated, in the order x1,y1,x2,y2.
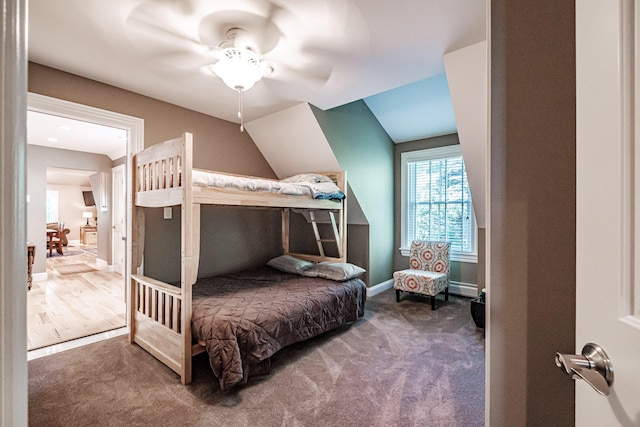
180,132,194,384
129,155,146,344
129,207,143,343
282,208,290,254
340,171,347,263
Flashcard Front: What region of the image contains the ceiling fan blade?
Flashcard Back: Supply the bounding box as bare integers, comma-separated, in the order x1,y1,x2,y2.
153,0,198,15
275,1,370,59
198,6,284,54
265,59,333,90
126,1,202,49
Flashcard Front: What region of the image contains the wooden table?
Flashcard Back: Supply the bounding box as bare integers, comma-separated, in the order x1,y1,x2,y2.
80,225,98,245
46,228,55,256
27,243,35,290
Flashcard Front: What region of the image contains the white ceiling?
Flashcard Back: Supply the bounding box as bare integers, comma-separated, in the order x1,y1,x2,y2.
27,110,127,186
28,0,486,143
28,110,127,160
46,167,95,187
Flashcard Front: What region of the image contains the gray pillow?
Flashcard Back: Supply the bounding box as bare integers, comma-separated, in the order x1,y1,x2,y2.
267,255,314,275
302,262,366,281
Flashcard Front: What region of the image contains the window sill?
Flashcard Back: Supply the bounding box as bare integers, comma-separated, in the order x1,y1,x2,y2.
399,247,478,264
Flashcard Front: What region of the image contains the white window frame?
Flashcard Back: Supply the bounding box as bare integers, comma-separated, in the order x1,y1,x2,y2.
45,190,59,223
400,145,478,263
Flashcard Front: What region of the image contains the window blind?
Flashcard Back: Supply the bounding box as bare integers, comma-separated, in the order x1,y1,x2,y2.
407,155,473,253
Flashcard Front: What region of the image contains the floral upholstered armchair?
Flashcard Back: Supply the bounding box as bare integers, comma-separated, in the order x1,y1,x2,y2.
393,241,450,310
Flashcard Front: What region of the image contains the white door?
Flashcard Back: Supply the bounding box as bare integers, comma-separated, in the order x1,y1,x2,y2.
112,164,125,275
575,0,640,424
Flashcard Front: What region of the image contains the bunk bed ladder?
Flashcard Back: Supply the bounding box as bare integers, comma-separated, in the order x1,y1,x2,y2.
309,211,342,259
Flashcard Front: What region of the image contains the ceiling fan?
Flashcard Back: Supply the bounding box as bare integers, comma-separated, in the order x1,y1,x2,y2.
209,28,272,92
126,0,369,129
205,25,283,131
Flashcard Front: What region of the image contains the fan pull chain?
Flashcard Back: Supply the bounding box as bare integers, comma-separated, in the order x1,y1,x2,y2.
236,87,244,132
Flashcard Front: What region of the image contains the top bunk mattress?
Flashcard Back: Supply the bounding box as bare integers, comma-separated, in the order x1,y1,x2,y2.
192,170,345,201
133,134,346,208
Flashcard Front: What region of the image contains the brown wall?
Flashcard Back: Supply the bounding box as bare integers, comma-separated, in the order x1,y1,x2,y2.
28,63,273,176
490,1,576,425
28,62,282,281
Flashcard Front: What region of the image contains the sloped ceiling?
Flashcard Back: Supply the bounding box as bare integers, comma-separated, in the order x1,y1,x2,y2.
363,72,457,143
28,0,486,143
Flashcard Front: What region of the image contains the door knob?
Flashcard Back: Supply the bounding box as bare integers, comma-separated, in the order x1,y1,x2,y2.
555,343,613,396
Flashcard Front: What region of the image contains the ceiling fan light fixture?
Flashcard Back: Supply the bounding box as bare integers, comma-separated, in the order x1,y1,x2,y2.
211,47,263,91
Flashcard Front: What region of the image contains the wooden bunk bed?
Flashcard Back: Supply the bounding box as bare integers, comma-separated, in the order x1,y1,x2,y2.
130,133,362,389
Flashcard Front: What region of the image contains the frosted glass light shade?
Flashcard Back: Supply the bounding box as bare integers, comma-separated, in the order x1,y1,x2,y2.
211,47,263,91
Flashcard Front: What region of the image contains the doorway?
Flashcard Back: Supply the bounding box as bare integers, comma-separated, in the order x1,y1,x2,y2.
27,166,127,350
26,93,143,355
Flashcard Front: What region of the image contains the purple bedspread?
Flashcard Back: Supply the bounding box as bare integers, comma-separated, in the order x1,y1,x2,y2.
191,267,366,390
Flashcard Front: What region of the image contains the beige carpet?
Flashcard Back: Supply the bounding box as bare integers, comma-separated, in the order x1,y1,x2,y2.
55,263,97,275
29,289,485,426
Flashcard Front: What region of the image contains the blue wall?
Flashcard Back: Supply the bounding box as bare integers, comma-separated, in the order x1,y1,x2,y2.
311,101,395,286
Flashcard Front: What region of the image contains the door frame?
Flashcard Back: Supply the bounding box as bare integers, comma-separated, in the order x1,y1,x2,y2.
1,0,27,423
28,93,144,330
111,164,126,276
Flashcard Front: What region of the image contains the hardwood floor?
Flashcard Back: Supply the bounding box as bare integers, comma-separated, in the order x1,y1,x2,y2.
27,244,126,351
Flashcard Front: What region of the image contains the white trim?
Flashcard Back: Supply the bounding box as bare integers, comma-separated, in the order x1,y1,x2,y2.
32,272,48,282
1,1,27,423
111,164,126,276
449,281,478,298
620,0,638,323
27,327,129,361
96,258,112,272
400,145,478,263
367,279,393,297
27,93,143,133
27,93,144,333
484,0,491,421
367,279,477,298
399,246,478,263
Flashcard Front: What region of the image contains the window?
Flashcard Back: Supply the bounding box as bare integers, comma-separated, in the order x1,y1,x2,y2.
46,190,59,223
400,145,477,263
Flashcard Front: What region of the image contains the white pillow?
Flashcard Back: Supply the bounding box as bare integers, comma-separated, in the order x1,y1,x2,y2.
267,255,314,275
302,262,366,281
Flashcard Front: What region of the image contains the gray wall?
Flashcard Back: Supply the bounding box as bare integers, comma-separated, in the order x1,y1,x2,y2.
393,133,478,288
490,0,576,425
311,101,395,286
27,145,112,273
144,206,282,283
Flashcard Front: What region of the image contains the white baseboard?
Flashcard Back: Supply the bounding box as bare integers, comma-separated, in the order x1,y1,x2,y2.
96,258,113,272
27,327,128,361
449,281,478,298
367,279,393,297
367,279,478,298
33,272,47,282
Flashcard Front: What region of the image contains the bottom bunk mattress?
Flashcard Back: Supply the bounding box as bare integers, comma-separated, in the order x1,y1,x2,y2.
191,266,367,391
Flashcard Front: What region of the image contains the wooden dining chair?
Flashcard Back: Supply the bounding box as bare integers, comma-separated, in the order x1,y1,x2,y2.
47,222,64,256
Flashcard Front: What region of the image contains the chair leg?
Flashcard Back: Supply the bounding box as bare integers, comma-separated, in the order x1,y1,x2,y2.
431,295,436,310
445,287,449,301
396,289,401,302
